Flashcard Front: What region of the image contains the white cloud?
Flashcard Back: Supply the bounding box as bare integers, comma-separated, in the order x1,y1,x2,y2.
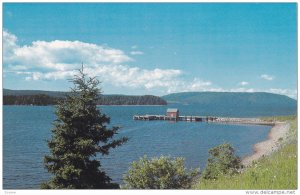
4,30,212,94
261,74,274,81
85,66,182,90
228,87,297,99
267,88,297,99
22,71,77,81
161,78,212,94
4,31,295,99
238,81,249,86
3,30,18,62
189,78,212,91
230,88,255,93
3,30,132,72
130,51,144,55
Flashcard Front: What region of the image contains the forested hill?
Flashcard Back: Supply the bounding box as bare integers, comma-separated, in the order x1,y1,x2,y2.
3,89,167,106
162,92,297,115
4,88,68,98
99,95,166,105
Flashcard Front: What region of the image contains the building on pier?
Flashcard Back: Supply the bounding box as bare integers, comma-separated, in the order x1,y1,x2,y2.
166,108,179,119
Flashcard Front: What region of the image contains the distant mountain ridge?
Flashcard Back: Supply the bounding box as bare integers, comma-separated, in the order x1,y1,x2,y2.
3,89,297,114
162,92,297,116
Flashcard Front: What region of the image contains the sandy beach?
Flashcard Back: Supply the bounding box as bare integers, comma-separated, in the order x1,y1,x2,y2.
242,122,290,167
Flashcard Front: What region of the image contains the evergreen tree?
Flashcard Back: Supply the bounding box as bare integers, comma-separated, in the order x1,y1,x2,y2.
41,68,128,189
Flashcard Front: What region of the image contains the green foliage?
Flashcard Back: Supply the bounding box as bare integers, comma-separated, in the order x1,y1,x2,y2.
3,94,61,105
3,94,167,106
262,115,297,145
99,95,167,105
261,115,296,122
194,143,297,189
41,69,128,189
286,116,297,144
202,143,242,180
3,88,68,97
194,117,297,189
123,155,199,189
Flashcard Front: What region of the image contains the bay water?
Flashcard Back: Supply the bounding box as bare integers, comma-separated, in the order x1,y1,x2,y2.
3,104,273,189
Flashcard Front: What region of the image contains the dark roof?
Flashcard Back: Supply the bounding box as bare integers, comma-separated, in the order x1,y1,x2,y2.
167,108,179,112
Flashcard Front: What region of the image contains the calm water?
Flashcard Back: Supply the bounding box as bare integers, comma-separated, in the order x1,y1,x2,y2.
3,105,272,189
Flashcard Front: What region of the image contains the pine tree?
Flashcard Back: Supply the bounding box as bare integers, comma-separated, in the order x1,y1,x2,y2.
41,68,128,189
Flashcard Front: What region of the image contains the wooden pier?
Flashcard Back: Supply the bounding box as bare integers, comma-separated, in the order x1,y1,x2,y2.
133,115,275,125
133,109,275,125
133,115,217,122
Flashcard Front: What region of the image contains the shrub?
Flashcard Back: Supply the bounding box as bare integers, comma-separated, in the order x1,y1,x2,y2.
123,155,199,189
202,143,242,180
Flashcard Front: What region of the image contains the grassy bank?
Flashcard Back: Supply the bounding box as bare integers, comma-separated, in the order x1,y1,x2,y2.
193,115,297,189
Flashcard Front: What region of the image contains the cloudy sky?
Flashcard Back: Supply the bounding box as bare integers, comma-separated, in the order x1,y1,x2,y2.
3,3,297,98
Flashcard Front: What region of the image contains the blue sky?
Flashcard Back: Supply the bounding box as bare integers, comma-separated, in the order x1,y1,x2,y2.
3,3,297,98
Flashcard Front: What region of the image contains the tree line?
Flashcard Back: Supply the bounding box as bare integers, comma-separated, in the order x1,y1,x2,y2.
3,94,60,106
99,95,167,105
3,94,167,106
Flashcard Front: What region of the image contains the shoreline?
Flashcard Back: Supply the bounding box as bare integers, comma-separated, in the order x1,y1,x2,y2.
241,122,289,167
3,104,167,106
98,104,166,106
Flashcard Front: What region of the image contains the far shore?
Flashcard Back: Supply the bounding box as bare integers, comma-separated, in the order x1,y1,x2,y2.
3,104,167,107
241,122,289,167
131,115,288,167
208,117,290,167
97,104,166,106
211,117,275,126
